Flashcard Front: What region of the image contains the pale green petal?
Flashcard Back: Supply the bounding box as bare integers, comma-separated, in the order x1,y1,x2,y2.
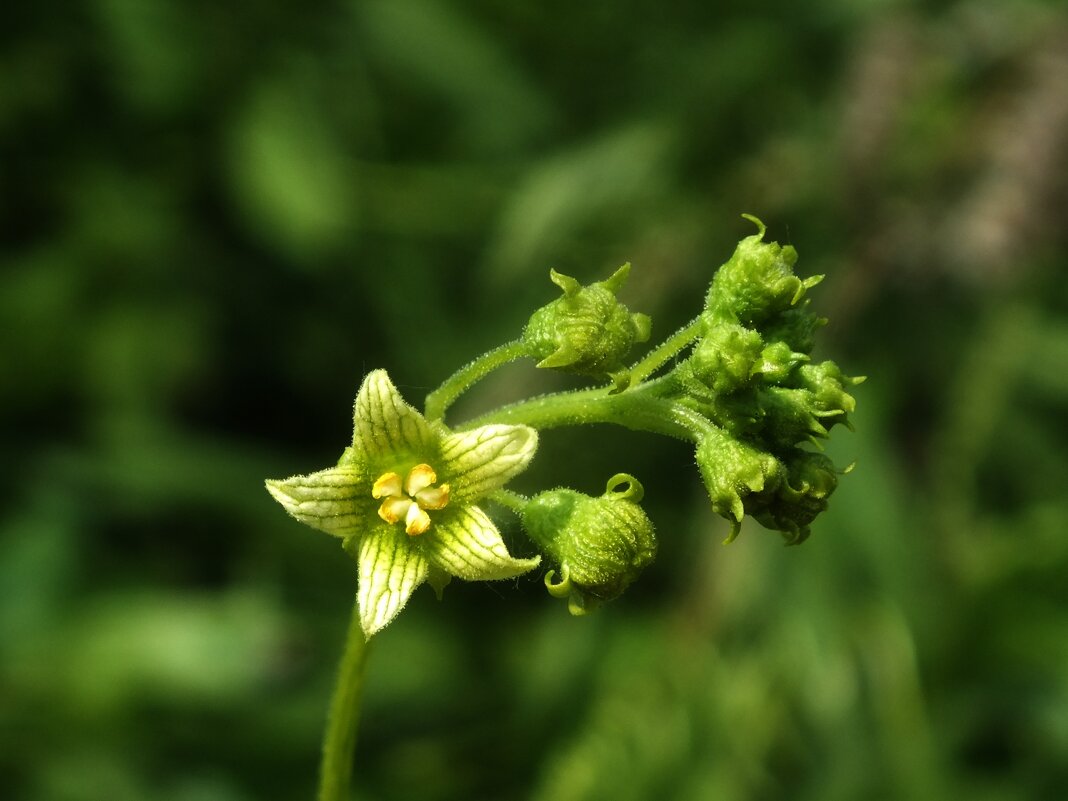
357,524,429,638
265,467,369,538
439,424,538,500
352,370,435,461
424,505,540,581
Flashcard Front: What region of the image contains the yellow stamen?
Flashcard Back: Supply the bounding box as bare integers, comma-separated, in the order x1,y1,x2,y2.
371,464,450,536
372,472,402,499
405,464,437,496
378,496,412,524
415,483,450,510
405,504,431,535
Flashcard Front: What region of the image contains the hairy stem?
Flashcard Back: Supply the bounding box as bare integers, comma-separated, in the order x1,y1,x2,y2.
490,488,529,513
460,379,712,442
628,316,703,384
318,599,372,801
425,340,529,421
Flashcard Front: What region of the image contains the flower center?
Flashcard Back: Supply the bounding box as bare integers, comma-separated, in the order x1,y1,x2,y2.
371,464,451,536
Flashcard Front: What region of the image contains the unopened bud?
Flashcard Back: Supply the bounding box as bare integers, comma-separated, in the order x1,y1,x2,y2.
704,215,823,327
522,264,651,385
522,473,656,614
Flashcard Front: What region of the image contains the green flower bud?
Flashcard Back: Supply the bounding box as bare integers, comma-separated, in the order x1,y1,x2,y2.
704,215,823,327
687,323,763,395
758,387,830,447
695,427,783,542
522,474,656,615
522,264,652,386
762,301,827,355
754,340,809,385
748,450,841,545
795,361,862,428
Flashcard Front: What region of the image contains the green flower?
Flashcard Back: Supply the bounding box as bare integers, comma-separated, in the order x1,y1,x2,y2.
266,370,540,638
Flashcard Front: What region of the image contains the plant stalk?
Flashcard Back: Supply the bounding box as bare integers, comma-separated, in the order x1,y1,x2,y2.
425,340,529,421
460,378,712,442
318,599,372,801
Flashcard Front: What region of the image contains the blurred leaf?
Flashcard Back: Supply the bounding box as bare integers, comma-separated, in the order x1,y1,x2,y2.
484,124,675,283
9,591,285,714
227,73,359,260
359,0,553,154
90,0,201,111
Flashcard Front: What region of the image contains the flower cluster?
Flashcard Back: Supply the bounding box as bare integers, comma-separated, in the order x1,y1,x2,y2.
267,217,859,636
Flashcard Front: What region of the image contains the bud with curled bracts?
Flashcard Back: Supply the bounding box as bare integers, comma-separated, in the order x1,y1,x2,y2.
521,473,656,615
521,264,652,390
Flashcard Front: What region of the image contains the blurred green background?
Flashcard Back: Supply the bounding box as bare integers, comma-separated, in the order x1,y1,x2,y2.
3,1,1068,799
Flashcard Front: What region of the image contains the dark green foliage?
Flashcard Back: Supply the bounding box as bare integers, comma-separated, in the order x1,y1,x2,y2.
3,1,1068,800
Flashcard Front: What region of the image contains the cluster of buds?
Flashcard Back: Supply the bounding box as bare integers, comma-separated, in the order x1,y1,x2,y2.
685,217,862,543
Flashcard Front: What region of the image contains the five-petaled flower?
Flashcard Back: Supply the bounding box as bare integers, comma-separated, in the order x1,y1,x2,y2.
266,370,540,638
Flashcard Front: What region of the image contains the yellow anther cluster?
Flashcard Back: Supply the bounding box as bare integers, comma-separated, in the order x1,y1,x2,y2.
372,464,451,535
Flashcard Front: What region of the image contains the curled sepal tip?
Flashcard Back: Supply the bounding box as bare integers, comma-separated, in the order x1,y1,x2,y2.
722,518,742,546
543,567,600,616
549,268,582,297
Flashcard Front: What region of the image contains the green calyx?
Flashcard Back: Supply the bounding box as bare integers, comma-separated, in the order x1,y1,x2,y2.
522,263,652,387
520,474,656,615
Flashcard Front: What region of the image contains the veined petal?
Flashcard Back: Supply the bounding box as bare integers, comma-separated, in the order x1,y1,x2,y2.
352,370,434,461
357,524,429,638
265,467,369,538
424,505,540,581
439,424,538,500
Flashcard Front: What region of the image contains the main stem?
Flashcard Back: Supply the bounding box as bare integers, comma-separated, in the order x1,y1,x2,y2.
318,599,372,801
460,378,713,442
